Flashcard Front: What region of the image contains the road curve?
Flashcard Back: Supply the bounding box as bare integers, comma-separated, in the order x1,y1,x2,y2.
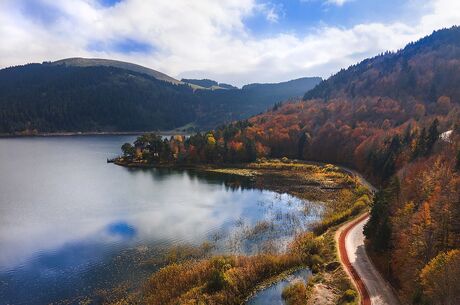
337,214,401,305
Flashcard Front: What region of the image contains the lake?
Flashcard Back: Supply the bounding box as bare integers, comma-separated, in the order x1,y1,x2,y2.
247,269,312,305
0,136,319,304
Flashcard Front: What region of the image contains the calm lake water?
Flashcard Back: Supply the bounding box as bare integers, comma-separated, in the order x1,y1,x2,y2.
247,269,312,305
0,136,319,304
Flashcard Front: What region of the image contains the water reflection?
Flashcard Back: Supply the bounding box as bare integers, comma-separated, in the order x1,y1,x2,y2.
0,136,320,304
107,221,137,239
247,269,312,305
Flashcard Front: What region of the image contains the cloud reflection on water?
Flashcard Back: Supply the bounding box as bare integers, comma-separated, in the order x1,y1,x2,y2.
0,136,321,304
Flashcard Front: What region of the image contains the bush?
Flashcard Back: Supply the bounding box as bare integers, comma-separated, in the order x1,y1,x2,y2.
340,289,357,303
312,209,353,235
206,269,228,292
357,194,371,204
354,185,369,196
352,200,367,214
290,232,321,263
282,282,308,305
309,254,324,273
312,198,368,235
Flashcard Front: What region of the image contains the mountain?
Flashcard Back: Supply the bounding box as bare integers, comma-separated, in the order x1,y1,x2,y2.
304,26,460,103
197,26,460,303
227,26,460,172
193,77,322,128
0,64,199,133
216,83,238,90
0,60,320,134
180,79,239,90
52,57,181,85
243,77,322,98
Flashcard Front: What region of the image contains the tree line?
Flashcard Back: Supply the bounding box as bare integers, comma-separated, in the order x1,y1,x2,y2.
119,26,460,304
120,121,257,164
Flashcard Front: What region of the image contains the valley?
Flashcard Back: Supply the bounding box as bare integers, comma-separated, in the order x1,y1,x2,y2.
1,3,460,303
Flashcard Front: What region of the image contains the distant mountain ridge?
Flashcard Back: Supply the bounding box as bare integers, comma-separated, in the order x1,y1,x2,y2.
0,60,321,134
52,57,181,85
180,78,238,90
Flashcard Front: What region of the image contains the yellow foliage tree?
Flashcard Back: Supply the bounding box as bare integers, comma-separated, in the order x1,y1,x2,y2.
420,249,460,305
206,134,216,146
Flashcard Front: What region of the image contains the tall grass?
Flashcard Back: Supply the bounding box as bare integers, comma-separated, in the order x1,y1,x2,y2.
142,254,303,305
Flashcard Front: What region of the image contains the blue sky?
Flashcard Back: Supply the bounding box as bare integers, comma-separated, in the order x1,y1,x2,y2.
0,0,459,86
244,0,428,37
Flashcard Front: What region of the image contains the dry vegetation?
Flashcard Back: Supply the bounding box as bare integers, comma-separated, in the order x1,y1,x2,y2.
96,160,371,305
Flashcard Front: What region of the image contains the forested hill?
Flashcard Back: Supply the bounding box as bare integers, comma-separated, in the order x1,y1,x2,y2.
0,61,320,134
304,26,460,104
230,26,460,175
193,77,322,128
52,57,182,85
0,64,198,133
189,26,460,303
180,78,239,90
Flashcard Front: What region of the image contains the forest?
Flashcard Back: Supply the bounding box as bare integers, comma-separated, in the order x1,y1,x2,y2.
0,62,320,134
120,26,460,304
119,121,258,165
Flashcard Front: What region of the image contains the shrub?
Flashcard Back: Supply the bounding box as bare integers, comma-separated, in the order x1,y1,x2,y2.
206,269,228,292
357,194,371,205
282,282,308,305
340,289,357,303
312,209,353,235
352,200,367,214
354,185,369,196
290,232,321,263
310,254,324,273
312,198,368,235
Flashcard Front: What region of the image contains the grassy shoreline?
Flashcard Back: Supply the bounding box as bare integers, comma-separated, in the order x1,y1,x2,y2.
103,159,372,305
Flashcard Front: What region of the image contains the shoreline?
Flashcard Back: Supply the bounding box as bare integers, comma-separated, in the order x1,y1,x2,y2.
107,158,375,304
0,130,192,138
112,159,352,195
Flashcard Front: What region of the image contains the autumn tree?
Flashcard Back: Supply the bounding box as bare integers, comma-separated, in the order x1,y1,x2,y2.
121,143,135,158
420,250,460,305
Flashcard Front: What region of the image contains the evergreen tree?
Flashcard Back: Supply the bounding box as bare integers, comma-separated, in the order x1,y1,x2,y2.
426,118,439,154
413,128,427,159
456,150,460,172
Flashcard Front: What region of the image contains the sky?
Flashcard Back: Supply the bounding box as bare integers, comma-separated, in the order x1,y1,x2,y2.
1,0,460,86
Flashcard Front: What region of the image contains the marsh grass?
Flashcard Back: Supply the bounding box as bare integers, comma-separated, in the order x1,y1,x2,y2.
99,159,370,305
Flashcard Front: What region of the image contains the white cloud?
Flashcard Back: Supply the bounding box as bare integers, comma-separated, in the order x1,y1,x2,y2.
324,0,352,6
300,0,353,7
255,2,283,23
0,0,459,86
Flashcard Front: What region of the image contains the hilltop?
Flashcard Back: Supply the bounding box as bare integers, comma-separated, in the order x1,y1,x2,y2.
0,60,320,134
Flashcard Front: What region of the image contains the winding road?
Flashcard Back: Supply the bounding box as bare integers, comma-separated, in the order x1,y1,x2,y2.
337,214,401,305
